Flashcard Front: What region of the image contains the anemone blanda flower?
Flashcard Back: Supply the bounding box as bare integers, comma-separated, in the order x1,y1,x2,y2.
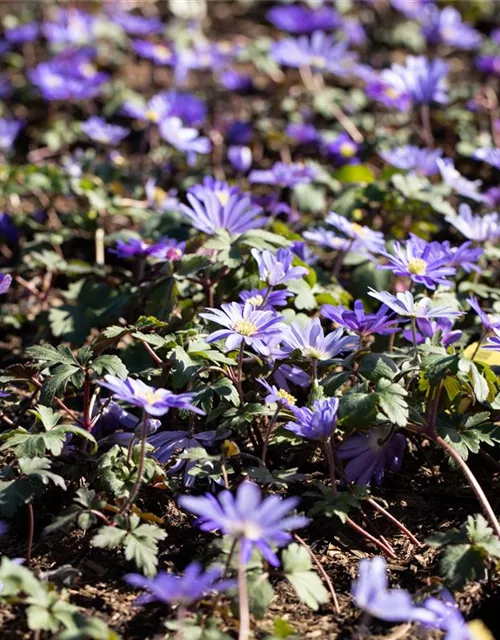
368,289,463,319
180,183,263,236
285,397,339,442
228,145,252,173
437,158,487,203
326,212,385,254
402,317,462,347
98,375,204,417
239,287,292,310
179,482,309,566
125,562,234,606
122,90,206,127
5,22,39,44
271,31,357,77
29,57,109,101
42,8,97,45
251,247,308,286
200,302,284,356
422,6,482,50
381,56,449,106
81,116,129,146
322,133,359,165
445,204,500,242
377,237,456,289
110,12,163,36
0,119,23,152
249,162,317,188
90,400,160,441
321,300,399,338
365,72,411,111
158,117,211,165
467,296,500,332
483,327,500,351
257,378,297,409
0,274,12,295
473,147,500,170
285,123,320,146
476,55,500,77
133,40,174,65
267,4,340,34
303,229,353,253
379,145,442,176
219,69,254,93
339,427,407,485
281,318,360,361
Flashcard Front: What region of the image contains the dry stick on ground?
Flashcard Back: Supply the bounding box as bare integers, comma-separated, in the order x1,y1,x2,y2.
293,534,340,614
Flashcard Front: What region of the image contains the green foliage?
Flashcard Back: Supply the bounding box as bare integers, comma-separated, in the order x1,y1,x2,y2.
44,487,107,535
282,543,329,611
97,445,165,499
306,483,369,523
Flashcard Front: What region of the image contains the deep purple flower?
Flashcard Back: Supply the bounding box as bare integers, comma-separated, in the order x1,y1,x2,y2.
473,147,500,170
5,22,39,44
339,427,407,485
0,274,12,295
257,378,297,409
445,204,500,242
368,289,463,319
123,90,206,127
29,57,109,101
326,212,385,254
81,116,129,146
281,318,359,361
0,74,12,100
125,562,234,606
228,145,252,172
239,287,292,310
133,40,174,65
225,121,253,146
380,56,448,106
111,238,150,259
422,6,481,49
267,5,340,34
286,123,320,146
148,429,223,487
322,300,399,338
180,183,263,236
179,482,309,566
98,375,204,417
285,398,339,442
377,237,456,289
158,117,211,165
249,162,316,188
252,247,308,286
271,32,357,77
365,72,411,111
200,302,285,356
148,238,185,262
391,0,433,20
322,133,359,165
91,400,160,442
0,213,18,242
467,296,500,333
437,159,487,203
402,317,462,347
0,119,23,152
219,69,254,93
476,55,500,76
380,145,442,176
110,12,163,36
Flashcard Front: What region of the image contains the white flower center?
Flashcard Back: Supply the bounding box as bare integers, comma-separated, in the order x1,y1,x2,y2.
233,320,258,337
407,258,427,276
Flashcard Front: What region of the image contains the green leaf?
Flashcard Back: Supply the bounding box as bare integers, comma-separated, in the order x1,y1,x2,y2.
91,355,128,379
247,573,274,619
338,383,378,429
358,354,398,382
282,544,329,611
30,405,61,430
334,164,375,184
26,345,78,368
375,378,408,427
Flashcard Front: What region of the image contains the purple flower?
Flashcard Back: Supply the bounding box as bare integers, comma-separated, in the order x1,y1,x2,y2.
148,238,185,262
381,56,448,106
239,288,292,310
285,398,339,442
322,133,359,164
110,12,163,36
0,74,12,100
365,72,411,111
446,241,483,274
467,296,500,333
249,162,316,188
228,145,252,173
81,117,129,146
445,204,500,242
285,123,320,146
123,91,206,127
437,159,487,203
98,375,204,417
402,317,462,347
145,180,179,213
339,427,407,485
0,274,12,295
341,17,367,47
391,0,432,20
5,22,39,44
419,591,472,639
483,327,500,351
225,121,253,146
111,238,150,259
368,289,464,319
180,183,263,236
326,212,385,254
29,56,109,101
422,6,482,50
473,147,500,170
125,562,234,606
476,55,500,76
377,237,456,289
219,69,254,93
91,400,160,442
303,228,352,253
257,378,297,409
271,32,357,77
379,145,442,176
133,40,174,65
148,429,223,487
42,8,97,45
0,119,23,152
0,213,18,243
179,482,309,566
267,5,340,34
322,300,399,338
281,318,360,361
200,302,285,356
485,187,500,208
252,247,308,286
158,117,210,165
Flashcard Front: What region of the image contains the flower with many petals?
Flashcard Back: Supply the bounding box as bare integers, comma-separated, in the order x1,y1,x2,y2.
445,204,500,242
322,300,399,338
368,289,463,319
249,162,316,188
422,6,482,49
81,116,129,146
380,56,448,106
281,318,359,361
326,212,385,254
437,159,486,203
285,398,339,442
251,247,308,286
267,5,339,34
239,288,292,310
379,145,442,176
402,317,462,347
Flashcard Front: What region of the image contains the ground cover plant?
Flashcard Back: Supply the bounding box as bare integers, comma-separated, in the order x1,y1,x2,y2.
1,0,500,638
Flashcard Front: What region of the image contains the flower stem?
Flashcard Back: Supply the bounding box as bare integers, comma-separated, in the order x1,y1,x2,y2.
261,406,280,465
420,103,434,147
258,285,273,310
236,343,245,404
119,411,148,515
26,503,34,566
470,330,486,361
367,498,422,547
237,546,250,640
294,533,340,613
410,316,421,364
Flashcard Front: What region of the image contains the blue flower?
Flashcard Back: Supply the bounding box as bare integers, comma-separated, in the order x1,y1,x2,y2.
402,317,462,347
368,289,464,319
326,212,385,254
122,91,206,127
381,56,448,106
110,12,162,36
303,228,353,253
445,204,500,242
267,5,340,34
200,302,285,356
5,22,39,44
285,123,320,146
422,6,482,50
473,147,500,170
379,145,442,176
322,300,399,338
252,247,308,286
0,119,23,153
281,318,360,361
437,159,487,203
133,40,174,65
467,296,500,332
0,274,12,295
219,69,254,93
322,133,359,165
249,162,317,187
158,117,211,165
125,562,234,606
257,378,297,409
179,482,309,566
81,117,129,146
239,287,292,310
285,398,339,442
42,8,97,45
227,145,252,173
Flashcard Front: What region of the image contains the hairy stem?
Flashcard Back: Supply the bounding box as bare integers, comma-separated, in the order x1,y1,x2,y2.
119,412,148,515
237,546,250,640
367,499,422,547
294,533,340,613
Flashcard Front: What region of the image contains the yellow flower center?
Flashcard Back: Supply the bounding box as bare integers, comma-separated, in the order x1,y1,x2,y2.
81,63,96,78
351,222,367,236
277,389,296,405
233,320,258,336
305,346,327,360
310,56,326,69
407,258,427,276
140,389,163,405
340,142,356,158
384,87,400,99
154,44,171,58
146,110,158,122
153,186,166,205
215,190,229,206
246,294,264,307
